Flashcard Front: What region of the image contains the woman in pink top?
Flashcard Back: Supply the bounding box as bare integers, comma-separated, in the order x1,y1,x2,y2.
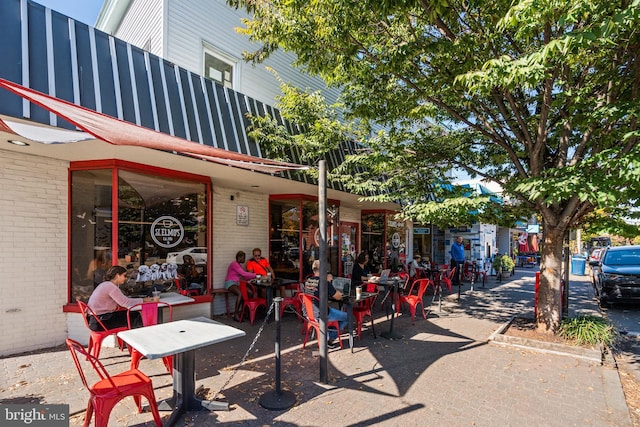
224,251,257,321
87,265,153,331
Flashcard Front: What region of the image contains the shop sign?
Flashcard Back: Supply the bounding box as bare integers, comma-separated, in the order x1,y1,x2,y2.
236,205,249,226
391,232,401,248
151,216,184,248
414,227,431,235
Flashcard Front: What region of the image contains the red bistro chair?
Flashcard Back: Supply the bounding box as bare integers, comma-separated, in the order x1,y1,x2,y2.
301,293,343,349
399,279,433,323
279,282,303,322
352,291,378,340
174,277,201,297
239,280,267,325
66,338,163,427
440,267,456,294
77,300,128,360
127,302,173,374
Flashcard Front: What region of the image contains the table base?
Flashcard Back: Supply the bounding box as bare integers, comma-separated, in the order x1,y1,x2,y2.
161,349,230,427
259,390,296,410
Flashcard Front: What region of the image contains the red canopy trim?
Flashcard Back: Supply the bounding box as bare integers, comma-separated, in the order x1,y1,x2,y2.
0,78,308,173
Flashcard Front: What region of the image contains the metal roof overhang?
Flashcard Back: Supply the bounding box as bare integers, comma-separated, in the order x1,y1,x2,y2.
0,79,398,210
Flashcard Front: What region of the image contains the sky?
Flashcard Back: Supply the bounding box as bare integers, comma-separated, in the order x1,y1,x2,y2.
34,0,104,26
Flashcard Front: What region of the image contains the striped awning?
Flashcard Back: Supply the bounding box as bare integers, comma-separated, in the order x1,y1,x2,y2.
0,78,308,174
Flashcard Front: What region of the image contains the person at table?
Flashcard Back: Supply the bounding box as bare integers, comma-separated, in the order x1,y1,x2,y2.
351,252,371,291
247,247,284,298
409,253,422,279
224,250,257,321
450,235,466,287
178,254,204,294
303,260,347,349
87,265,154,331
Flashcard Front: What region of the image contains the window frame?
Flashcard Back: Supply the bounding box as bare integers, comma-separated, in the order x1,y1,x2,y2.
64,159,212,312
202,42,239,89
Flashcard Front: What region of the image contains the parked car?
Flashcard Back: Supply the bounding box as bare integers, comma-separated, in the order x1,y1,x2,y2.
588,248,604,266
593,245,640,306
166,247,207,265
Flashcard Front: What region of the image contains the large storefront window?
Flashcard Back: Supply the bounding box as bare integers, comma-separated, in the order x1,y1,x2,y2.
269,197,340,281
361,211,405,272
70,162,209,303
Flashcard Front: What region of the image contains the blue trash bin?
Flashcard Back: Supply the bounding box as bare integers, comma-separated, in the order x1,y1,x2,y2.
571,255,586,275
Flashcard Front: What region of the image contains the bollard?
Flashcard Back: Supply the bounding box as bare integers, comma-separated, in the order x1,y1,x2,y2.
259,297,296,410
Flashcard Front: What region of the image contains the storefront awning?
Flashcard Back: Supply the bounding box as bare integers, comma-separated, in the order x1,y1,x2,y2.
0,78,308,174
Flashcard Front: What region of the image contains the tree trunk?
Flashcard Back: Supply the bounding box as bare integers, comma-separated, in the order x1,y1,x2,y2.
535,225,566,332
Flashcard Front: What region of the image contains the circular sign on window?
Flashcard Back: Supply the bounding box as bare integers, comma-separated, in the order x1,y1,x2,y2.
151,216,184,248
391,232,401,249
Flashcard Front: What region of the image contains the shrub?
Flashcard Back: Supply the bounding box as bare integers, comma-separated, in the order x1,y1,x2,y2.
557,315,617,346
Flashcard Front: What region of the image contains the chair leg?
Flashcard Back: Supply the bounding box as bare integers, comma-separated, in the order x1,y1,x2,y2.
130,349,144,371
83,400,93,427
143,390,163,427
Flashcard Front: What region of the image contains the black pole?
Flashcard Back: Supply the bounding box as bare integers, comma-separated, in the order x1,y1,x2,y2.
318,160,328,383
259,298,296,410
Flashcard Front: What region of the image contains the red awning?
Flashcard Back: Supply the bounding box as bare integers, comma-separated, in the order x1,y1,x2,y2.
0,78,307,174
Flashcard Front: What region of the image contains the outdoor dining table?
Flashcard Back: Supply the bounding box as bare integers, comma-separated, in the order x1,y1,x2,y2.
117,317,245,427
338,291,378,353
367,276,404,340
250,277,298,313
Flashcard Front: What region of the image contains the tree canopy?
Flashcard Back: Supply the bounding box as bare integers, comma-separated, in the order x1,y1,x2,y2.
229,0,640,329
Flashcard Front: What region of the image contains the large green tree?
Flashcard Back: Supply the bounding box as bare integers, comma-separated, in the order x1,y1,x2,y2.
230,0,640,331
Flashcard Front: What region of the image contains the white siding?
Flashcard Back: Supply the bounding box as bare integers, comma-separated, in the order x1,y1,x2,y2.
211,186,269,314
165,0,341,107
110,0,164,57
103,0,341,122
0,151,68,356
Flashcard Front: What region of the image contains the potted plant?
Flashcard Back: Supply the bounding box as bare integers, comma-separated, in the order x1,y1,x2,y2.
493,254,515,276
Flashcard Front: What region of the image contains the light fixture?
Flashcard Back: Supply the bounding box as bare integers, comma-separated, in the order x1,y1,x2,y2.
7,139,29,146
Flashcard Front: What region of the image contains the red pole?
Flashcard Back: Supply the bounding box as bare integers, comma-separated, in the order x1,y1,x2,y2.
534,272,540,318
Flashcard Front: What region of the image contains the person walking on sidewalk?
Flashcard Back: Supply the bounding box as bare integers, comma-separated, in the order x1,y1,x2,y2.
450,236,465,287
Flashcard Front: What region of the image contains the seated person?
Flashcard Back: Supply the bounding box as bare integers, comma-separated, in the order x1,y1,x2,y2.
303,260,347,348
351,252,372,291
224,251,257,321
87,266,155,331
247,247,285,298
409,253,422,278
177,254,204,294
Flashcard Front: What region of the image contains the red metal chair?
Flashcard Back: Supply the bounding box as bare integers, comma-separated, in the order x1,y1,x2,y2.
279,282,303,322
301,293,342,349
474,261,488,287
440,267,456,294
398,279,433,323
174,277,201,297
239,280,267,325
127,302,173,374
66,338,163,427
352,291,378,340
77,300,128,360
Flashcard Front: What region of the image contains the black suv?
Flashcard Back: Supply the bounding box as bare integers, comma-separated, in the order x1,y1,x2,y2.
593,245,640,306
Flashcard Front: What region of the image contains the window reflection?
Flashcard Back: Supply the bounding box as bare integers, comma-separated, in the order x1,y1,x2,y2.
269,198,340,281
70,165,208,303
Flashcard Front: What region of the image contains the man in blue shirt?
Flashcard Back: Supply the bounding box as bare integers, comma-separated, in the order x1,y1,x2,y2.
450,236,466,287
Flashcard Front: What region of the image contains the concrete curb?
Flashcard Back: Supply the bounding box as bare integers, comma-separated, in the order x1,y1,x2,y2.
488,316,604,363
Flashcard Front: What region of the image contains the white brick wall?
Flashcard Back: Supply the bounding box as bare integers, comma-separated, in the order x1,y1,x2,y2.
211,186,268,315
0,150,69,356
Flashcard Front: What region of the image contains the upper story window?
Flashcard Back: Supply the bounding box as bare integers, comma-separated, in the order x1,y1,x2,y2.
203,45,237,89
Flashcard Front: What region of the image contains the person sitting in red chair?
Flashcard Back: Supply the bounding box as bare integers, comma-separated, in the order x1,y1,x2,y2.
87,266,154,331
247,247,283,297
